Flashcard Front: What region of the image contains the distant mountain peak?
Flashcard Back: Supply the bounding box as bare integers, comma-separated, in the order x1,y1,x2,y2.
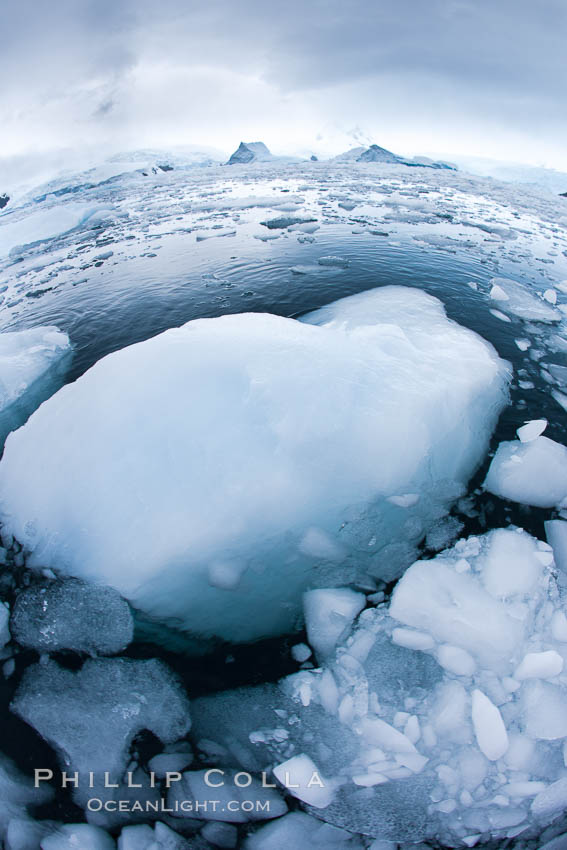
227,141,272,165
356,144,401,163
334,143,456,171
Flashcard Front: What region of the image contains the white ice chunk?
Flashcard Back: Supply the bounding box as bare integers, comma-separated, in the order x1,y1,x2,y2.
517,419,547,442
515,650,564,680
471,689,508,761
479,527,543,598
390,539,524,669
358,716,418,754
291,643,312,663
488,277,561,322
436,644,476,676
0,327,71,449
484,436,567,508
304,588,365,660
0,287,510,644
273,754,335,808
545,289,558,304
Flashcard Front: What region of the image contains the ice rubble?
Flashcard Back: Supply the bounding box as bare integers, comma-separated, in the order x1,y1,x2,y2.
10,578,133,655
191,527,567,846
0,287,510,644
0,327,71,450
489,277,561,322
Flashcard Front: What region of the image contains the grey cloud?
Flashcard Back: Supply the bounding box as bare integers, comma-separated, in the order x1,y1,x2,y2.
0,0,565,164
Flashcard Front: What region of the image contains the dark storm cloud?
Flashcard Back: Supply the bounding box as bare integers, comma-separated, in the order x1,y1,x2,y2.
1,0,565,163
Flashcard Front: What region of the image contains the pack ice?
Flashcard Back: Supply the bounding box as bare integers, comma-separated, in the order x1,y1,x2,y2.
0,287,510,643
0,326,71,450
210,528,567,846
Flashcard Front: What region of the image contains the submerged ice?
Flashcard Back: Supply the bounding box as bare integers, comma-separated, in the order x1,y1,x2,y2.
0,286,510,643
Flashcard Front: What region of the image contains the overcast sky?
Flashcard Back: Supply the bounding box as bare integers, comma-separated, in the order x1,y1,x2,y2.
2,0,566,170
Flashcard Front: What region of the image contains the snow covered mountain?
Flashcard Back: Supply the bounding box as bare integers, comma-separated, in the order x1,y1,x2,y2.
227,141,274,164
334,143,457,170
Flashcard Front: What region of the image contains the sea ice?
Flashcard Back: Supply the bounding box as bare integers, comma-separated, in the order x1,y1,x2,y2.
11,658,190,809
0,327,71,449
0,204,112,258
484,436,567,507
273,753,335,808
471,689,508,760
251,527,567,845
10,578,133,655
488,277,561,322
0,287,510,643
303,588,366,661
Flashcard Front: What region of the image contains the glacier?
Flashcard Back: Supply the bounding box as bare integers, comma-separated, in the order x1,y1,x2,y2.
0,287,509,644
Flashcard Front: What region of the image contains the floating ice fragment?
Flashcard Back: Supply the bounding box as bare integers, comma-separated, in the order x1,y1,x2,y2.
488,277,561,322
10,578,133,655
273,754,335,808
471,689,509,761
11,658,190,810
515,650,564,680
517,418,547,442
0,287,510,644
304,588,365,660
484,436,567,508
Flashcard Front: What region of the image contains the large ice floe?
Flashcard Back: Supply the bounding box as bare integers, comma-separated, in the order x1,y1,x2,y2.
193,526,567,847
0,326,71,450
0,287,510,643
